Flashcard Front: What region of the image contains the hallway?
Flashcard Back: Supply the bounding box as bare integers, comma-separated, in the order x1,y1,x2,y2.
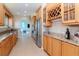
9,32,47,56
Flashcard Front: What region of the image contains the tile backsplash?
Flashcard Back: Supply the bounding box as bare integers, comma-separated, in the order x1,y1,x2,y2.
44,18,79,35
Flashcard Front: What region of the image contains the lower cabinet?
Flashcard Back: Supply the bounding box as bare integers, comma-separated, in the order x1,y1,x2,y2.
62,42,79,56
43,35,79,56
52,38,61,56
43,35,47,52
12,33,17,46
0,46,1,55
46,36,52,55
0,32,18,56
43,35,61,56
0,39,9,56
0,45,1,55
0,34,13,56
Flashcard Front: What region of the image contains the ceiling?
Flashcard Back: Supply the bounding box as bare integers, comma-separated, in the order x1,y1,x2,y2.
4,3,42,16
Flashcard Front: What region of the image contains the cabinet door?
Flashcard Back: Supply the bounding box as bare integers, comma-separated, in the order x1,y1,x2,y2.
13,34,17,46
43,35,52,55
9,35,13,49
0,45,2,55
43,7,46,23
62,42,79,56
0,41,7,56
43,35,49,53
0,4,4,25
43,35,47,52
47,36,52,55
1,40,8,56
1,37,11,56
7,37,12,53
52,38,61,56
62,3,76,25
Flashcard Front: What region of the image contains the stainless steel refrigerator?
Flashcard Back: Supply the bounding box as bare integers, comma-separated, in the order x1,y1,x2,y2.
35,18,42,48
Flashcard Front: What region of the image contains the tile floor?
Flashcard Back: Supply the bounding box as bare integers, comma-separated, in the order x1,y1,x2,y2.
9,31,48,56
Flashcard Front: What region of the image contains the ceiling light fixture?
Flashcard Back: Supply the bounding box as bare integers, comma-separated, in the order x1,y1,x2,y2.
24,14,26,16
25,4,28,7
24,11,27,13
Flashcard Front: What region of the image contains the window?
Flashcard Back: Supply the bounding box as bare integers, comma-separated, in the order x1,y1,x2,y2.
4,14,9,27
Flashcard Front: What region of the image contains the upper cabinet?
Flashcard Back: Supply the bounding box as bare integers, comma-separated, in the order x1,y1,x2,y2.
45,3,61,27
4,5,14,27
45,3,79,26
0,4,5,26
0,4,13,26
8,16,14,28
32,16,36,27
43,7,46,24
47,3,61,20
36,6,42,20
62,3,79,25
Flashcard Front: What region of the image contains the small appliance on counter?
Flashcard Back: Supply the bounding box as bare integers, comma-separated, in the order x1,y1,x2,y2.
74,32,79,38
73,32,79,43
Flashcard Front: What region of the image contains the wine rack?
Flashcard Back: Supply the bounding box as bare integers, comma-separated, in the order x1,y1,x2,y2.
48,4,61,20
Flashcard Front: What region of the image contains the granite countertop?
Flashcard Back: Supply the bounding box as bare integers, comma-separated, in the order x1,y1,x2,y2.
44,32,79,46
0,32,13,43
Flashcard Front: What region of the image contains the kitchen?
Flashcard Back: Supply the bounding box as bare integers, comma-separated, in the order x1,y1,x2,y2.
43,3,79,56
0,3,46,56
0,3,79,56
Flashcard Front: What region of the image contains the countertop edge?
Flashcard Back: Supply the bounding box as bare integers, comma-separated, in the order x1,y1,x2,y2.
44,33,79,46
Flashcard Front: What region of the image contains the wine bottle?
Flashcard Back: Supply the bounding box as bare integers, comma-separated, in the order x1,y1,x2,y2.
65,28,70,39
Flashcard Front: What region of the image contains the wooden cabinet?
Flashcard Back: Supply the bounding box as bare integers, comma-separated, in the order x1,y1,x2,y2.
8,34,13,49
4,5,14,27
0,39,9,56
52,38,61,56
0,3,13,26
43,35,79,56
8,17,14,27
43,35,61,56
0,31,18,56
32,16,36,30
45,21,52,27
45,3,61,27
0,45,2,55
47,4,61,20
46,36,52,55
43,35,47,52
32,16,36,24
0,34,13,56
43,7,46,23
46,4,54,27
43,35,52,55
62,3,79,25
12,32,17,46
62,42,79,56
0,4,5,25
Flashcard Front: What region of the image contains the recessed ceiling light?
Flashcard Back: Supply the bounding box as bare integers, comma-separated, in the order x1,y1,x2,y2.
24,11,27,13
25,4,28,7
24,14,26,16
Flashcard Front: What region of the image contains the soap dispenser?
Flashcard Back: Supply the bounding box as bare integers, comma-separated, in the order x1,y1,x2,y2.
65,28,70,39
